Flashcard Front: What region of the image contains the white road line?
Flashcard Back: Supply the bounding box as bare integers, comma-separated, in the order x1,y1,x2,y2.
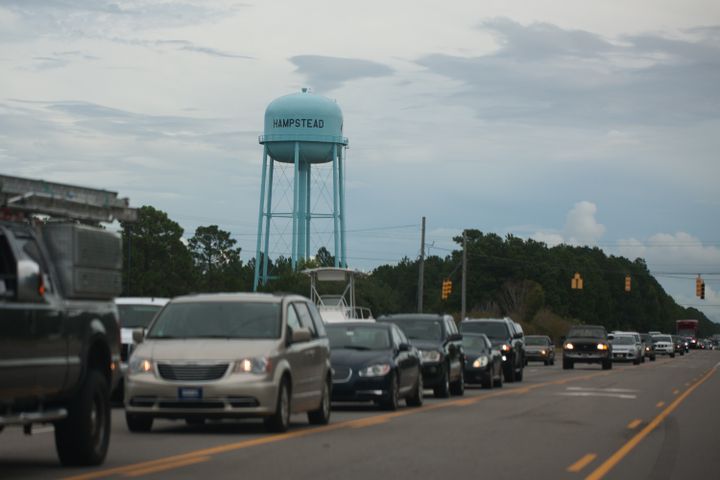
557,392,637,399
567,387,638,393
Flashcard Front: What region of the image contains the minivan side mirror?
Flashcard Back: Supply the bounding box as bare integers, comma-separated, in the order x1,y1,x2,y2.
291,327,312,344
16,259,45,303
132,328,145,344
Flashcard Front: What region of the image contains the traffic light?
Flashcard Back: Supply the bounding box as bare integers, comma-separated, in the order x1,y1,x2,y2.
571,272,583,290
700,282,705,300
696,275,703,297
625,275,631,292
441,280,452,300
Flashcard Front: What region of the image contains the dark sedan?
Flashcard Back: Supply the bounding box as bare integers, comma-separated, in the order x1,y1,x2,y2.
462,333,503,389
327,322,423,410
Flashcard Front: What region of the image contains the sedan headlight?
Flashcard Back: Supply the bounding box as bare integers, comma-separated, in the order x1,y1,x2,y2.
358,364,391,377
597,343,609,351
233,357,271,374
564,342,575,350
420,350,442,363
472,356,489,368
128,357,153,374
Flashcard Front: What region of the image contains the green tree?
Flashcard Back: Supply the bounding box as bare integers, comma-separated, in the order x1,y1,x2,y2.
188,225,248,292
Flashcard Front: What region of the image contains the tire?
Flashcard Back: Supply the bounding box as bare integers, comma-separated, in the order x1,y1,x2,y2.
563,358,573,370
481,371,493,389
493,369,503,388
265,379,291,433
550,357,555,366
433,367,451,398
406,373,423,407
308,377,331,425
516,365,524,382
54,370,111,466
381,373,400,410
633,358,640,365
504,357,517,382
670,353,675,358
126,413,153,432
450,367,465,396
602,359,612,370
544,359,549,366
651,355,656,362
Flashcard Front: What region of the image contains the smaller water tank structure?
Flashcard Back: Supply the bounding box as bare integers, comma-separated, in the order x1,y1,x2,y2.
254,89,349,290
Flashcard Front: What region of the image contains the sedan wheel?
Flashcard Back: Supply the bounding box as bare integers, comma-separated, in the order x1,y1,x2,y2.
381,373,400,411
406,373,423,407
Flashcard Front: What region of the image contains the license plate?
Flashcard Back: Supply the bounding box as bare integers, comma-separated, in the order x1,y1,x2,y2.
178,387,202,400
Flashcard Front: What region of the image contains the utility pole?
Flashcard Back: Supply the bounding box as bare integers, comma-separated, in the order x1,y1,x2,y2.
417,216,426,313
461,230,467,321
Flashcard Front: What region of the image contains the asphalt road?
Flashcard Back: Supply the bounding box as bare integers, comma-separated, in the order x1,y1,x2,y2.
1,350,719,480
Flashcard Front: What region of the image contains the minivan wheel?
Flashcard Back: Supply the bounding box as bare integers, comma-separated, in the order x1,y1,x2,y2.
308,377,331,425
265,379,291,433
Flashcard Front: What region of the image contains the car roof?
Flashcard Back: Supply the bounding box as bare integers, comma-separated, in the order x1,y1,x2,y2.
115,297,170,306
379,314,447,321
462,317,509,323
169,292,304,304
326,322,390,329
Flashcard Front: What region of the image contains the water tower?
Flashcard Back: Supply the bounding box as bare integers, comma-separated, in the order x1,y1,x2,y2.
253,89,349,290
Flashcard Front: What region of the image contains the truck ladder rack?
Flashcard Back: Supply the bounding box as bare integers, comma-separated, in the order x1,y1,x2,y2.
0,174,137,223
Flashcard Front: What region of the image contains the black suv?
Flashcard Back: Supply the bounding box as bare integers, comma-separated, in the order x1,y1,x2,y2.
563,325,612,370
459,317,525,382
378,314,465,398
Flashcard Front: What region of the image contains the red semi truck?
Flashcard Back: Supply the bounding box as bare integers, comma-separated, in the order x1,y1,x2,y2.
676,319,699,348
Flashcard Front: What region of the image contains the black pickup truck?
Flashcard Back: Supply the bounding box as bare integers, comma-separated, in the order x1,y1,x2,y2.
0,174,134,466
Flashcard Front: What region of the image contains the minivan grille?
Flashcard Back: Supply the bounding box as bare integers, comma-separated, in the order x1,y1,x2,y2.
157,363,229,381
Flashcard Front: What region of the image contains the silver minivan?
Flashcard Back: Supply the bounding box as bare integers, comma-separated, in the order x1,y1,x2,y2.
124,293,331,433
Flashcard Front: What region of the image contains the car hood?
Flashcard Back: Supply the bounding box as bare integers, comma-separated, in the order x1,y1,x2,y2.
134,339,280,362
409,340,443,351
331,349,391,367
611,345,634,352
525,345,550,352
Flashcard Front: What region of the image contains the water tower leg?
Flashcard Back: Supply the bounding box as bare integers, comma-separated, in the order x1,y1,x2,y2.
332,144,340,268
297,156,309,265
292,142,300,270
262,159,274,285
253,147,269,291
339,146,348,267
305,163,311,259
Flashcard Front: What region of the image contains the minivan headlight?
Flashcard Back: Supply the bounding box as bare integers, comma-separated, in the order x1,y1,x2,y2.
233,357,271,374
420,350,442,363
128,357,153,374
358,364,391,377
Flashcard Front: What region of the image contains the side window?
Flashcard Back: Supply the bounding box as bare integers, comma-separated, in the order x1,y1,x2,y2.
305,302,327,337
390,326,404,347
485,337,492,349
293,302,317,338
286,304,301,331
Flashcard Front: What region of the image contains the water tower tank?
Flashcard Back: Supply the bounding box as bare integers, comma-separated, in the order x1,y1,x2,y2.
261,88,346,163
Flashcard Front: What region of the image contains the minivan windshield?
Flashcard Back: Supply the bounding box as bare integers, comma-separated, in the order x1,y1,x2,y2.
460,321,509,340
118,305,164,328
147,302,281,339
327,325,391,350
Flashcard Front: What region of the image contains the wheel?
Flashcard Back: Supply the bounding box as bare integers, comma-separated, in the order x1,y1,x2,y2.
651,355,656,362
450,367,465,396
504,357,517,382
641,355,646,363
54,370,111,466
126,412,153,432
493,369,503,388
265,379,291,433
185,417,205,426
550,357,555,366
433,367,451,398
308,377,331,425
516,365,524,382
406,373,423,407
602,359,612,370
543,359,549,366
670,353,675,358
381,373,400,410
481,371,493,389
563,358,573,370
633,358,640,365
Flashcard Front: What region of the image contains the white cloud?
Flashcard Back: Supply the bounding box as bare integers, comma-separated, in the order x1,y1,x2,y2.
564,201,606,245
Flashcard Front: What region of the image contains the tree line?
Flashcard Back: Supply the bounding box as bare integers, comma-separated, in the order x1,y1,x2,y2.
120,206,718,340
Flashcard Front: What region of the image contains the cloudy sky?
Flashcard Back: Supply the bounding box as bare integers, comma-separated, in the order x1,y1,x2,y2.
1,0,719,321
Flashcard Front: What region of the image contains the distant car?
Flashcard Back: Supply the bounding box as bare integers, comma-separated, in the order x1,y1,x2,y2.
611,334,642,364
652,334,675,357
326,322,423,410
377,314,465,398
640,333,657,361
671,335,686,356
114,297,170,399
462,333,503,388
124,293,332,433
459,317,525,382
611,331,645,363
524,335,555,366
562,325,612,370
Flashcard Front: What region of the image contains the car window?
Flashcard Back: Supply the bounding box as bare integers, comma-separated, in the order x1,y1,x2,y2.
327,325,391,350
286,304,301,331
305,302,327,337
117,304,164,328
293,302,317,337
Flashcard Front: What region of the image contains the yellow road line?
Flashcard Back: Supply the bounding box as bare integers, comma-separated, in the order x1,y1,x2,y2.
123,456,210,477
626,419,642,430
656,401,665,408
60,369,615,480
584,365,717,480
567,453,597,473
348,417,390,429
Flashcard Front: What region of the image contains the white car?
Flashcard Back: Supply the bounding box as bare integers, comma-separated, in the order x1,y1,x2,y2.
114,297,170,397
652,334,675,358
610,334,642,364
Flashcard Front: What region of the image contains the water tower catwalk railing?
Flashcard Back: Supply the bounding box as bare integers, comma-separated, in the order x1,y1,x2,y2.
253,136,349,290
